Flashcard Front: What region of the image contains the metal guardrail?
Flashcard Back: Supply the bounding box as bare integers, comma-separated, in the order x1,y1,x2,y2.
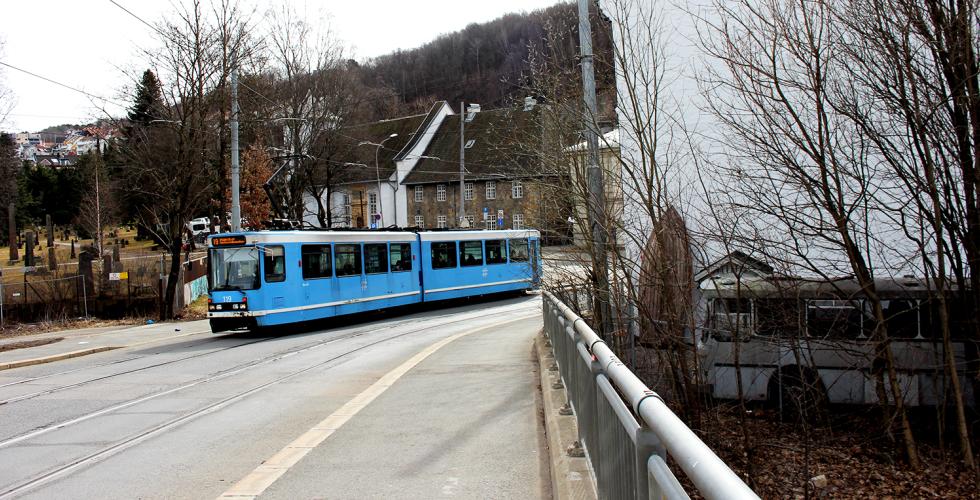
543,291,759,500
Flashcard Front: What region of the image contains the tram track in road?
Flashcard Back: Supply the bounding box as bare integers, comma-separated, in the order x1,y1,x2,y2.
0,300,536,406
0,302,541,448
0,305,541,499
0,336,271,406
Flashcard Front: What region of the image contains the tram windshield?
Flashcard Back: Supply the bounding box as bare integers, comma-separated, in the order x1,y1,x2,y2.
210,246,260,291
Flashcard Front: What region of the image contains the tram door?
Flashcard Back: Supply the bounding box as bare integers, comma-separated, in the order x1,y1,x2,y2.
333,243,364,309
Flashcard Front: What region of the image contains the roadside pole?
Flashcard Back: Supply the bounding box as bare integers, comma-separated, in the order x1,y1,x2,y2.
0,269,5,328
578,0,612,335
230,65,242,232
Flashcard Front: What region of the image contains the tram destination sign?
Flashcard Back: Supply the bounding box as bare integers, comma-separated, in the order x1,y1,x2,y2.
212,235,248,247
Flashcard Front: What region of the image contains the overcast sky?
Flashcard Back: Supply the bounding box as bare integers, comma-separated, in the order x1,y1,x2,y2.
0,0,564,133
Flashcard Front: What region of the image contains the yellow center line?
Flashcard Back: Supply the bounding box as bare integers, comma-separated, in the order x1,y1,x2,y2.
216,315,536,500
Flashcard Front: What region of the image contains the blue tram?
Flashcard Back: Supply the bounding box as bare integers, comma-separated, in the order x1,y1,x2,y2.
206,229,542,332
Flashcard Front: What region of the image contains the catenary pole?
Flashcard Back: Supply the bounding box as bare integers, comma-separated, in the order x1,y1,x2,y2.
230,65,242,232
578,0,611,334
459,102,466,227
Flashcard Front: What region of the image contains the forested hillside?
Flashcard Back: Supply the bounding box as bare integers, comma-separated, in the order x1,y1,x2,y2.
358,1,614,112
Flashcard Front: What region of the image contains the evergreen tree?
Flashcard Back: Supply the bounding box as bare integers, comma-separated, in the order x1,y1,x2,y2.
127,69,163,130
0,133,18,245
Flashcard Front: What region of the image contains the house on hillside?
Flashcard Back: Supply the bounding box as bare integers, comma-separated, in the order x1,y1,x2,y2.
299,102,452,228
400,103,573,242
565,127,623,248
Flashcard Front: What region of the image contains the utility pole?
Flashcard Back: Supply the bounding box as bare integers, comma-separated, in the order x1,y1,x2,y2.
459,102,466,228
578,0,612,334
230,65,242,233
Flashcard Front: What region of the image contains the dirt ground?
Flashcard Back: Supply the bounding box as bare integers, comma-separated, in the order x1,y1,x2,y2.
699,403,979,499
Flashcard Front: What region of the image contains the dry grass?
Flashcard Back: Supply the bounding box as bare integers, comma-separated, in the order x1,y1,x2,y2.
183,294,210,320
0,317,146,339
0,337,64,352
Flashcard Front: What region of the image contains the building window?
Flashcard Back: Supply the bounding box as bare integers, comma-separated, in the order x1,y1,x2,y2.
341,192,352,227
464,182,474,201
437,184,446,201
486,181,496,200
486,214,497,230
465,215,475,228
414,215,424,228
415,185,424,202
512,180,523,199
437,215,447,228
513,213,524,230
431,242,457,269
368,192,378,221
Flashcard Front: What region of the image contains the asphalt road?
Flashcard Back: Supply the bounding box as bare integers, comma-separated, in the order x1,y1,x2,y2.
0,294,547,499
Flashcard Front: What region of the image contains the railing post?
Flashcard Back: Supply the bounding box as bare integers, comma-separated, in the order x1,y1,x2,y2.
635,427,665,498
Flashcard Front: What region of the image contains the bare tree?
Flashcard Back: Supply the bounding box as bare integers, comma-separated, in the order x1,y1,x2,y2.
699,0,921,467
0,39,14,127
75,151,116,258
265,3,362,227
829,0,978,470
117,0,251,319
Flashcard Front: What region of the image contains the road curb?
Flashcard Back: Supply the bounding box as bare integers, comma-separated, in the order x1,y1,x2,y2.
535,331,596,500
0,346,123,372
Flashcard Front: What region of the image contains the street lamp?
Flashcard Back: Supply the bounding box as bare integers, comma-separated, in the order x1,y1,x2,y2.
358,133,398,228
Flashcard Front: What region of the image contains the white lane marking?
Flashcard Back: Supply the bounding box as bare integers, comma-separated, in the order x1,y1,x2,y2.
217,315,536,500
442,477,460,496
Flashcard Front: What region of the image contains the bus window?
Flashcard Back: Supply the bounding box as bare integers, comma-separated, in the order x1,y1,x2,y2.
390,243,412,272
335,244,362,277
709,298,754,338
460,241,483,267
301,245,332,279
509,239,529,262
365,244,389,274
485,240,506,264
806,300,866,338
431,242,457,269
263,245,286,282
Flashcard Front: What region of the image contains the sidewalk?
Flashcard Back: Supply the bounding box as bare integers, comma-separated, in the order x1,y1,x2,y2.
0,319,211,370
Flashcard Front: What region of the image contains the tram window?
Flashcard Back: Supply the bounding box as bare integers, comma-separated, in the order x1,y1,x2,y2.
509,239,529,262
431,242,457,269
263,245,286,282
485,240,506,264
301,245,332,279
365,244,389,274
460,241,483,267
335,244,362,277
390,243,412,272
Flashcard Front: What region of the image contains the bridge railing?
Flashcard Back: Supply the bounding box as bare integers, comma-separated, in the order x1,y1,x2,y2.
542,291,759,500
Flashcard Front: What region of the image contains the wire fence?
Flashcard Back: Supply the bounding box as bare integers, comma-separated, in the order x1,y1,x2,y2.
0,253,207,327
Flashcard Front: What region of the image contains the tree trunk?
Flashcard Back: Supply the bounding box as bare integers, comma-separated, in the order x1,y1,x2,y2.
164,242,182,319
